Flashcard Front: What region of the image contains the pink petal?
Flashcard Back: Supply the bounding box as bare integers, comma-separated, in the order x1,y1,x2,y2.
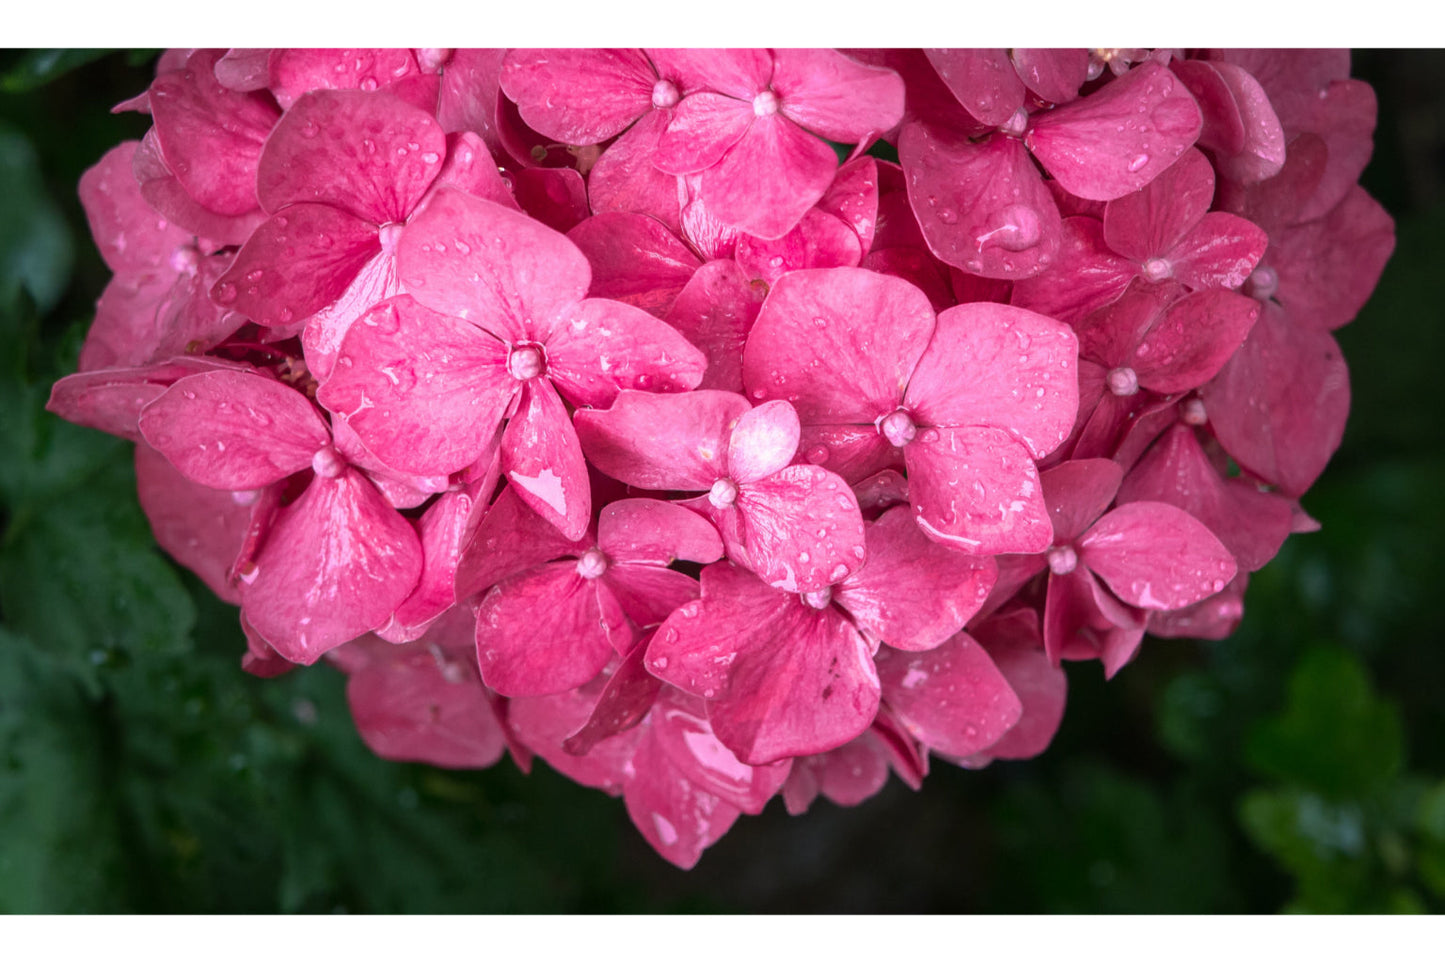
257,89,444,224
1043,567,1146,676
509,672,641,794
48,357,244,444
545,298,706,409
818,156,880,253
501,378,592,541
770,48,905,143
299,247,402,382
243,468,423,664
652,91,755,175
904,426,1054,555
727,399,800,484
677,173,743,259
79,142,193,275
1273,78,1378,222
1199,302,1350,496
649,689,791,815
1040,457,1123,544
699,113,839,240
1007,216,1134,325
797,424,900,485
969,609,1067,760
663,259,766,393
134,442,249,604
899,124,1062,279
834,506,997,651
599,497,724,565
565,212,700,318
645,48,772,100
743,266,933,425
267,48,421,110
905,302,1079,460
508,166,590,234
860,247,956,314
1271,185,1395,331
735,208,863,286
1103,148,1215,260
623,719,742,869
431,131,517,210
924,49,1026,127
1131,289,1261,394
603,565,704,629
435,49,507,159
474,562,622,696
214,49,271,92
875,630,1022,758
316,295,514,476
500,48,654,144
1118,423,1293,572
1080,501,1238,610
328,414,450,510
376,487,480,644
212,203,379,329
131,128,263,246
575,389,748,491
453,486,590,601
1171,59,1285,184
731,465,867,593
562,639,664,756
1147,573,1248,641
587,112,682,234
138,369,330,490
1165,213,1270,291
397,188,590,343
1011,48,1090,104
1024,62,1203,201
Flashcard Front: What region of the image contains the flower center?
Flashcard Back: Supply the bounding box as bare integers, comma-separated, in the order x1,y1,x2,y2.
1141,257,1172,282
508,343,545,381
575,548,609,580
708,477,739,509
752,90,780,117
168,242,201,276
651,79,680,109
1244,265,1279,301
999,106,1029,137
975,204,1042,252
801,587,833,610
378,222,406,256
878,409,918,448
311,444,345,479
1046,545,1078,576
1181,397,1208,426
1106,366,1140,397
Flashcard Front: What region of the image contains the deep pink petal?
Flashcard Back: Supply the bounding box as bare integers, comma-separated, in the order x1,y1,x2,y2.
139,369,330,490
1172,59,1285,184
328,414,451,510
623,719,742,870
835,506,997,652
48,357,244,443
431,131,517,209
603,565,703,629
544,298,706,410
1040,457,1123,545
770,48,905,142
132,128,263,246
898,125,1062,279
923,49,1025,127
1272,78,1377,222
699,113,838,240
453,486,590,601
1165,212,1270,292
1147,573,1248,641
510,672,640,794
904,426,1053,555
316,295,514,476
1011,49,1090,104
860,247,956,313
1043,567,1146,676
969,610,1067,760
565,212,700,318
1131,289,1261,394
299,247,402,382
257,89,444,224
663,259,766,393
398,188,590,343
243,468,423,664
875,631,1022,758
587,112,682,233
575,389,748,491
905,302,1079,460
652,91,755,175
1080,501,1238,610
435,49,507,158
1024,62,1202,201
599,497,724,565
500,48,654,144
474,562,620,696
134,442,249,605
562,639,664,756
1103,148,1215,259
377,488,478,644
797,424,900,486
508,166,590,234
727,400,800,484
735,208,863,285
743,266,933,424
1007,216,1134,325
267,48,421,110
214,49,271,92
501,378,592,541
1271,185,1395,331
730,465,866,593
649,689,790,815
818,156,879,253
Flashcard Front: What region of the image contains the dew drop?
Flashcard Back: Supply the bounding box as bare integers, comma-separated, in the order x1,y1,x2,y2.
1127,153,1150,173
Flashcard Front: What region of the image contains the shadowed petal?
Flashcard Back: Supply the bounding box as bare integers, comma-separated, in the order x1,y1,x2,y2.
875,630,1021,757
598,498,724,565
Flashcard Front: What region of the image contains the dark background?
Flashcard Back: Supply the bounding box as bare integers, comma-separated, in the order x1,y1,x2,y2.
1,49,1442,913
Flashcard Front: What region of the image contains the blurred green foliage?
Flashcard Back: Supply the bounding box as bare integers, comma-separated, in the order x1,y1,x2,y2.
0,49,1440,913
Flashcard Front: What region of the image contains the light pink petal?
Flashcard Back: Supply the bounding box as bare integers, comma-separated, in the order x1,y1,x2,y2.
131,128,263,246
500,48,654,144
1043,567,1146,675
732,465,866,593
1103,148,1215,259
652,91,755,175
587,111,683,233
148,49,278,217
431,131,517,209
212,203,379,329
771,48,905,142
699,113,838,240
969,610,1067,760
905,302,1079,460
575,389,747,491
1080,501,1238,610
134,442,249,604
599,497,724,565
1271,185,1395,331
139,369,330,490
562,639,663,756
544,298,706,410
565,212,700,318
316,295,513,476
1171,59,1285,184
214,49,271,92
1199,302,1350,496
727,400,800,484
623,720,742,870
1007,216,1134,325
898,125,1061,279
474,563,621,696
876,630,1022,758
346,642,506,769
835,506,997,652
924,49,1026,127
1011,48,1091,104
1165,212,1270,292
743,266,933,424
1040,458,1123,544
663,259,766,393
243,468,423,665
299,247,402,383
1024,62,1202,201
735,208,863,285
453,486,590,601
257,89,444,224
435,49,507,158
649,689,790,815
79,142,194,274
267,48,421,110
397,188,590,343
508,166,590,234
501,378,592,541
904,426,1053,555
818,156,879,252
1147,573,1248,641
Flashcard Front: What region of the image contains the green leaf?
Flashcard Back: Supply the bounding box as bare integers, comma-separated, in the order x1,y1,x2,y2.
0,122,73,314
1238,787,1378,912
0,49,112,92
1246,647,1405,799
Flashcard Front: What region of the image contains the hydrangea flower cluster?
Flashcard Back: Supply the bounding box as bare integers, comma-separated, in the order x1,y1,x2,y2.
49,48,1394,868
